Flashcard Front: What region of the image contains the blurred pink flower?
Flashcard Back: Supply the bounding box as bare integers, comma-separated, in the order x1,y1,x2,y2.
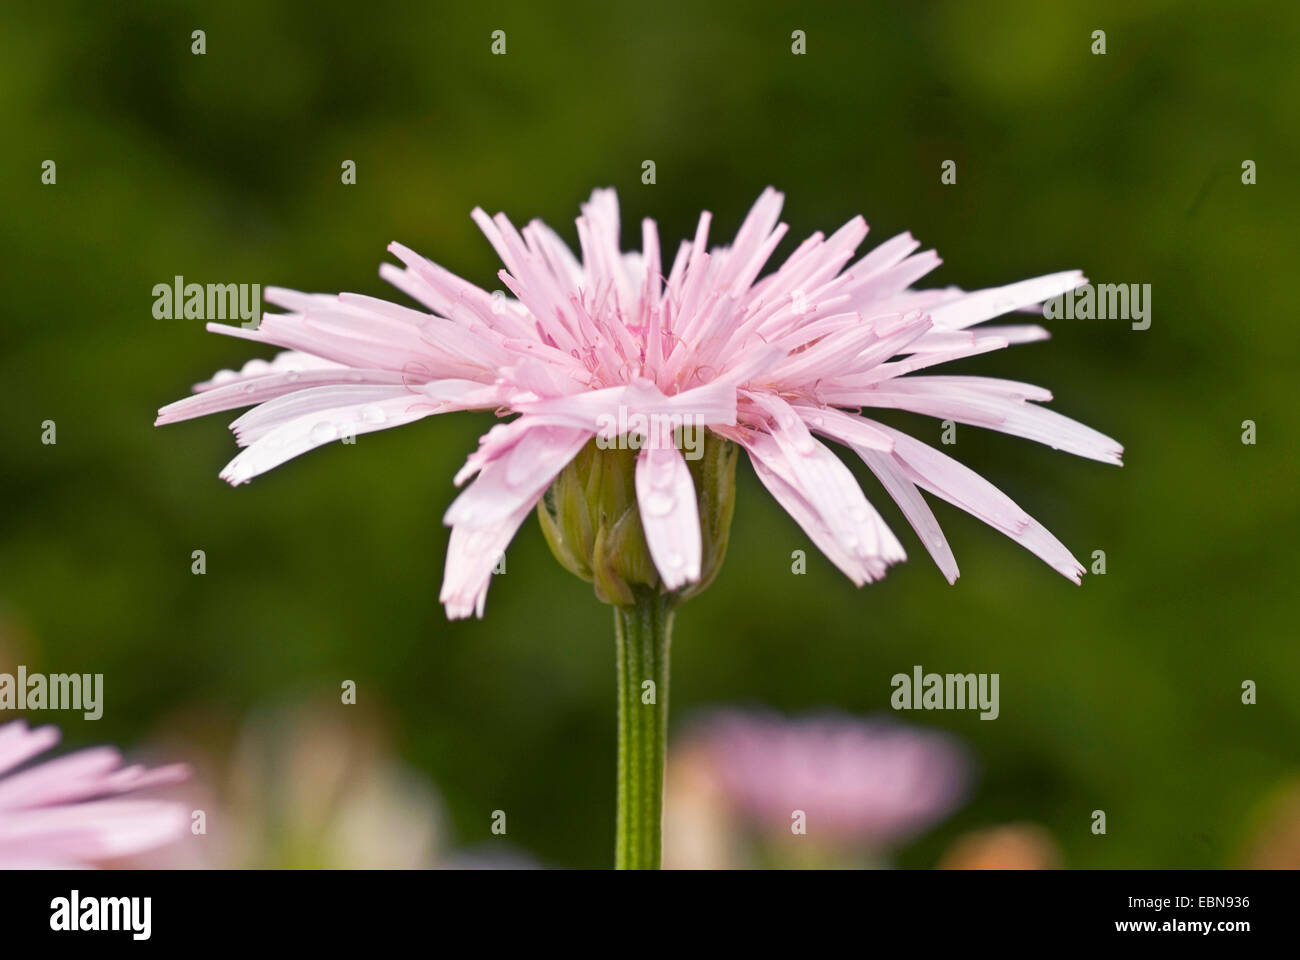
127,704,452,870
159,189,1119,619
0,720,188,869
688,710,969,851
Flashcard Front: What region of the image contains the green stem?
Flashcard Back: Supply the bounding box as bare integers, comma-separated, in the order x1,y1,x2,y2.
614,590,675,870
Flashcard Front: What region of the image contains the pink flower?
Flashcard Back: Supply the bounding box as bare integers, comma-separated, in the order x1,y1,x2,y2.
688,711,969,849
0,721,189,869
158,188,1121,618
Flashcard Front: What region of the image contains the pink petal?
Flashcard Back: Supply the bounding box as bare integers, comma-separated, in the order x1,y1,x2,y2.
635,429,702,590
927,271,1087,331
805,408,958,584
512,379,737,436
862,420,1085,582
849,376,1124,465
732,394,906,585
843,249,943,309
440,423,592,619
728,430,884,585
219,390,443,486
157,368,408,427
844,231,919,281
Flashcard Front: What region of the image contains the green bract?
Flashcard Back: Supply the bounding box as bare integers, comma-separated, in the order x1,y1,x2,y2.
537,431,738,607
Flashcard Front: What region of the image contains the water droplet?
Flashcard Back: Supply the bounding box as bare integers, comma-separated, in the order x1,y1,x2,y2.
286,370,300,382
667,552,684,568
310,421,338,443
649,464,676,491
360,403,386,424
645,492,675,516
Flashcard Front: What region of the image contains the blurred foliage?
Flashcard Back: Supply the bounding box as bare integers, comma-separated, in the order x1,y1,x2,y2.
1,0,1297,868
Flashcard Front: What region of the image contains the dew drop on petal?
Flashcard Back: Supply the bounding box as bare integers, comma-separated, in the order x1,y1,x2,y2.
360,403,386,424
645,492,675,516
649,462,676,491
310,421,338,443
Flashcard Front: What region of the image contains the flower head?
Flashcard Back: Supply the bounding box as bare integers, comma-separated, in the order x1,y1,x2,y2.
683,710,970,850
0,720,189,868
158,188,1120,618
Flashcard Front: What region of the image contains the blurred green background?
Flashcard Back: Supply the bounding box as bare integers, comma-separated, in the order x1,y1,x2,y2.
2,0,1297,868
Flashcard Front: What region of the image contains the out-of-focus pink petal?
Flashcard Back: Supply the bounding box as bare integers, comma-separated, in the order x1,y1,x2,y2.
0,799,190,865
689,710,970,848
0,721,189,868
0,722,61,779
0,748,120,810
